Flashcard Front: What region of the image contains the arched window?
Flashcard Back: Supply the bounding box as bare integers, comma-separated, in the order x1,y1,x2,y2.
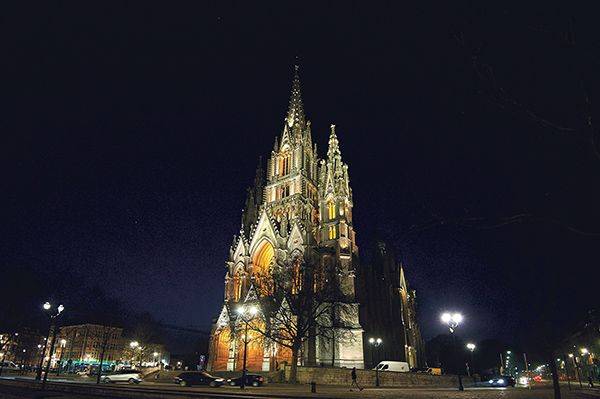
328,225,337,240
291,257,303,294
278,153,291,176
328,202,336,220
252,241,275,295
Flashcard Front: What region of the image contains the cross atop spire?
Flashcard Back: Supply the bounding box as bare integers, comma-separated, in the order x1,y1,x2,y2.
285,65,306,129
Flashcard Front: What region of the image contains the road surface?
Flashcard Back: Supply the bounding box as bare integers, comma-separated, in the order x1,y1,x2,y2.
0,376,598,399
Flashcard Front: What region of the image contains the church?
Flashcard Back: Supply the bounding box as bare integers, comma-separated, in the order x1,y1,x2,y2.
207,67,423,372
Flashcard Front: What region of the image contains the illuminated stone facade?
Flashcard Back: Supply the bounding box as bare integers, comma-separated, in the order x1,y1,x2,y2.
208,67,364,371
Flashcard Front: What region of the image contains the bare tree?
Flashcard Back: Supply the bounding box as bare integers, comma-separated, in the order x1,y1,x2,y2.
239,250,354,383
96,326,120,384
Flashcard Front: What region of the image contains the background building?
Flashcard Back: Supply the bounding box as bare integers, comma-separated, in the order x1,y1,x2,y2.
54,324,123,367
357,241,425,368
0,329,45,367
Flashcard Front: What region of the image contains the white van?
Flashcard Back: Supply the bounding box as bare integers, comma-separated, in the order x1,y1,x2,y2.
374,361,410,373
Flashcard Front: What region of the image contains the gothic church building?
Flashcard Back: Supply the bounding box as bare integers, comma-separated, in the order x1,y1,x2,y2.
208,68,422,372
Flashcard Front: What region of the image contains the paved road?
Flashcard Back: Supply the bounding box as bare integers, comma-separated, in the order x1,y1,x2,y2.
1,376,599,399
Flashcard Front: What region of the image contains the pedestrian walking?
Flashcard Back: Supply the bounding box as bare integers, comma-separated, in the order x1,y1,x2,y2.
350,367,363,391
589,376,595,388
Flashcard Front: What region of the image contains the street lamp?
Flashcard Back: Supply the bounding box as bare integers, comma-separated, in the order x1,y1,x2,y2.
56,339,67,376
368,337,383,387
441,312,464,391
36,301,65,387
129,341,143,368
568,353,583,388
236,304,258,389
466,343,476,377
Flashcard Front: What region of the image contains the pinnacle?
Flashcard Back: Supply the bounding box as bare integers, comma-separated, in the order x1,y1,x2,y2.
327,123,341,161
285,66,306,129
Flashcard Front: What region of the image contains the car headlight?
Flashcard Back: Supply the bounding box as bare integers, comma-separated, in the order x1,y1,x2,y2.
215,378,224,382
498,379,504,384
489,379,494,383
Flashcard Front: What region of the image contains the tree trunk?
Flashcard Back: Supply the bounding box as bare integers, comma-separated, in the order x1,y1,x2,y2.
289,346,299,384
548,354,562,399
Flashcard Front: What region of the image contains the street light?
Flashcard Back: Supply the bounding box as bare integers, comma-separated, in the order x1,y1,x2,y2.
466,343,476,377
36,301,65,388
236,304,259,389
56,339,67,376
441,312,464,391
368,337,383,387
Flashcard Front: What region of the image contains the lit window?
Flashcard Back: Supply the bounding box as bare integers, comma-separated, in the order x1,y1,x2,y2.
328,226,336,240
328,202,335,220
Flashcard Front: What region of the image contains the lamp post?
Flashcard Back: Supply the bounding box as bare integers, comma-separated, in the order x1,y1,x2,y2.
569,353,583,388
369,337,383,387
56,339,67,376
36,302,64,387
466,343,476,377
441,312,464,391
130,341,142,369
236,304,258,389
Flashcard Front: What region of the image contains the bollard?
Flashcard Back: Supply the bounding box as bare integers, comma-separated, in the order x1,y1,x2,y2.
310,381,317,393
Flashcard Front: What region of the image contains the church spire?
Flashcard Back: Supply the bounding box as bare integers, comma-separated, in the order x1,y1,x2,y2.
285,65,306,130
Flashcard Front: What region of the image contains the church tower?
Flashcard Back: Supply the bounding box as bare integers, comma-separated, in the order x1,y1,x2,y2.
265,66,319,235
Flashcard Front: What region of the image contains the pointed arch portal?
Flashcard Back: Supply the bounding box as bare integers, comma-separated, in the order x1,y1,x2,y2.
252,240,275,296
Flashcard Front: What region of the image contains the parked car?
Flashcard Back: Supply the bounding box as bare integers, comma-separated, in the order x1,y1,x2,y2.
100,369,142,384
488,376,516,387
0,361,19,371
374,361,410,373
173,371,225,387
226,374,265,387
410,367,443,375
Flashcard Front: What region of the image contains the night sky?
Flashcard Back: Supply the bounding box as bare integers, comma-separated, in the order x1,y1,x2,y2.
2,3,599,351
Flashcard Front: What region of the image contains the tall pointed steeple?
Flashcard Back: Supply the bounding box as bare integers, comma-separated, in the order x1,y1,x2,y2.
285,65,306,130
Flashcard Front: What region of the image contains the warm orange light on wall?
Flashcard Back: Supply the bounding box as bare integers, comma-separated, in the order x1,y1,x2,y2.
252,241,275,295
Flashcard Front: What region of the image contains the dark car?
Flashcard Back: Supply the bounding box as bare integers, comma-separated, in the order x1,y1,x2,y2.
488,376,516,387
173,371,225,387
226,374,265,387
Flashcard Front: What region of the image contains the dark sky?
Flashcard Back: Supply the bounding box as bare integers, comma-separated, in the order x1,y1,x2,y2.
2,2,599,350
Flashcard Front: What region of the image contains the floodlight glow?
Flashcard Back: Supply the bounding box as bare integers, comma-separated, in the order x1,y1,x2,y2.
369,338,375,344
376,338,382,344
451,313,463,324
43,302,51,310
466,343,476,351
249,306,258,315
57,304,65,314
581,348,589,355
441,313,452,323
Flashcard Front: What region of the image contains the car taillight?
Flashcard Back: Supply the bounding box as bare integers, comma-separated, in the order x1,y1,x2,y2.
258,377,264,381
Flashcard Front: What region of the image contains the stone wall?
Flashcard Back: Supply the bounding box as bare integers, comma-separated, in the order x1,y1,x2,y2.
285,366,458,387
